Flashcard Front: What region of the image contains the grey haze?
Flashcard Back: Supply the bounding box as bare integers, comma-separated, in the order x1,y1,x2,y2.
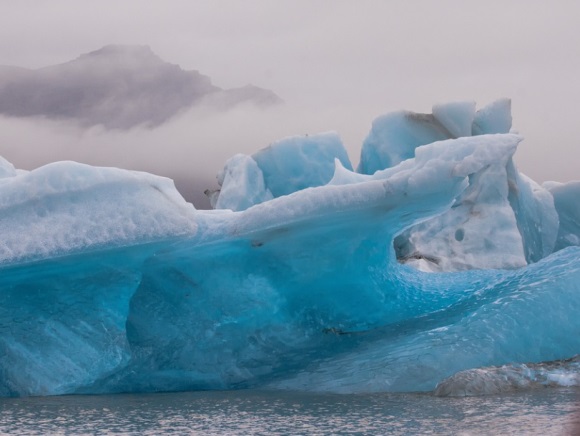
0,45,281,129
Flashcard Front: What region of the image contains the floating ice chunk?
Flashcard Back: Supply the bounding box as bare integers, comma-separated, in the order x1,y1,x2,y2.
544,180,580,250
214,154,273,211
434,356,580,397
472,98,512,135
357,111,452,174
395,134,526,272
432,101,476,138
0,160,197,264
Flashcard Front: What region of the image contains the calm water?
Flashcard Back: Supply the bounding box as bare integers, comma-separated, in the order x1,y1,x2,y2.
0,388,579,435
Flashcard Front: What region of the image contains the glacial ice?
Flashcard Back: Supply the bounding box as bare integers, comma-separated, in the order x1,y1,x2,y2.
395,134,527,272
432,101,476,138
356,111,451,175
351,99,560,271
544,180,580,250
471,98,512,135
214,132,352,211
0,99,579,397
0,161,197,265
214,154,273,211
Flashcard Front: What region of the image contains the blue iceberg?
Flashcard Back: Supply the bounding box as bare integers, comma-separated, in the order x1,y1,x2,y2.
1,100,579,397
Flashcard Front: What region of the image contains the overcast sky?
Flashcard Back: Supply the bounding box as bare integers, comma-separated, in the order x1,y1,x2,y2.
0,0,579,207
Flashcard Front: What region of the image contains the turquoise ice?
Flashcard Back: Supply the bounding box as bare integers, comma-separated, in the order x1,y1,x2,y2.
0,100,578,397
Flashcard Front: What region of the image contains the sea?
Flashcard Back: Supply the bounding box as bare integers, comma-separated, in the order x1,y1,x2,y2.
0,387,578,435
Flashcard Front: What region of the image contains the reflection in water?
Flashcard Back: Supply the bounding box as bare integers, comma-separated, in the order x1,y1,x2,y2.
0,388,578,435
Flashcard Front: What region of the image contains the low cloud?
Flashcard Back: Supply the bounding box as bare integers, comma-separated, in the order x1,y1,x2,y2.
0,45,281,130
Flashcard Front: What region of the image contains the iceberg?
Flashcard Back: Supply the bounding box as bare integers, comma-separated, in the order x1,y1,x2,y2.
0,99,579,397
434,355,580,397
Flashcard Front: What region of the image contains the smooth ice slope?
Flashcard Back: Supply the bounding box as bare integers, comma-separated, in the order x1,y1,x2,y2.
0,252,142,396
0,99,579,398
267,247,580,393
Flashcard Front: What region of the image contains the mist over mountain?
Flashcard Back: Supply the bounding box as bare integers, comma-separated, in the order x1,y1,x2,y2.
0,45,282,129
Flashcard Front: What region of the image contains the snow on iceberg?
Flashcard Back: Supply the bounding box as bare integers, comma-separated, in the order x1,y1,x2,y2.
0,99,579,397
0,161,197,265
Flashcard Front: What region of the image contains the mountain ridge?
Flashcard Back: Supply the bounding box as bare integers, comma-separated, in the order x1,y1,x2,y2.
0,45,282,129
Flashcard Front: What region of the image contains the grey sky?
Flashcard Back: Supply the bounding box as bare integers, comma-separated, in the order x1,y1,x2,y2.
0,0,579,207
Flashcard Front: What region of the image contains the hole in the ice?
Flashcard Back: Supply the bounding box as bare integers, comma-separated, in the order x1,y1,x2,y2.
455,228,465,242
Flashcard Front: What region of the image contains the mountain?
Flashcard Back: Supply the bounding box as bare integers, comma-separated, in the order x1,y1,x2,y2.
0,45,282,129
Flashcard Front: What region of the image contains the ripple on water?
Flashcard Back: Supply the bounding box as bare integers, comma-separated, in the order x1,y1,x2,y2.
0,388,579,435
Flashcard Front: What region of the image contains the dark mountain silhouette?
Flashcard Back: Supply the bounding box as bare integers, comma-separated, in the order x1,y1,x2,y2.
0,45,282,129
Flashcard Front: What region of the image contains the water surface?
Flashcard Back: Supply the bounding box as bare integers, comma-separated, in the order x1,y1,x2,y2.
1,388,578,435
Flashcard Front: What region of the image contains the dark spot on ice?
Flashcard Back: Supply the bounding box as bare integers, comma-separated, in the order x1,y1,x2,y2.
398,252,440,265
323,327,369,336
323,327,348,335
